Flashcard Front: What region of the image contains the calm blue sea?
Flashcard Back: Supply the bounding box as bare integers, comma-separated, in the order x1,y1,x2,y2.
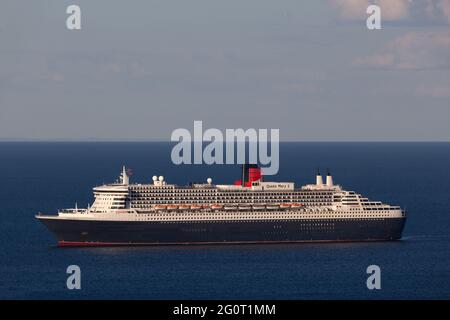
0,142,449,299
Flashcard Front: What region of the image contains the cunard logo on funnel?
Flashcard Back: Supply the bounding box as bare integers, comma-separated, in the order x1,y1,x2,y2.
170,121,279,175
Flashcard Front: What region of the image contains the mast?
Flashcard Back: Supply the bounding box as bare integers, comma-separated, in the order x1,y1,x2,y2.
122,166,129,185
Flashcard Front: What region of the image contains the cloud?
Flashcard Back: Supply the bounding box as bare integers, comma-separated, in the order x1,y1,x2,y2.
284,83,320,94
353,31,450,69
42,72,65,83
334,0,369,20
440,0,450,22
332,0,450,24
417,84,450,98
353,53,395,67
378,0,410,20
417,0,450,23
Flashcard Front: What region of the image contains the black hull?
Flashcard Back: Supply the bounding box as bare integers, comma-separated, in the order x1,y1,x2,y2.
37,217,406,247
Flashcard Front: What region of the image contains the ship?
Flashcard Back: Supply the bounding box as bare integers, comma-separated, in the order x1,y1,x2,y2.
36,164,406,246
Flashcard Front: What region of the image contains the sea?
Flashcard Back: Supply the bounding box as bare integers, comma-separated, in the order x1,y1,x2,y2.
0,142,449,299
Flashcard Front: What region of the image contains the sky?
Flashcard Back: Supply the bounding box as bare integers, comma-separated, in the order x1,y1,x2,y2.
0,0,450,141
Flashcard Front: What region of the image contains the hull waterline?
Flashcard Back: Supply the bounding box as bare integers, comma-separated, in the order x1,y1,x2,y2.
37,216,406,247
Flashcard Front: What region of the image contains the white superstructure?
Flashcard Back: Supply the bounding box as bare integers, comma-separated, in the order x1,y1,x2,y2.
51,166,405,223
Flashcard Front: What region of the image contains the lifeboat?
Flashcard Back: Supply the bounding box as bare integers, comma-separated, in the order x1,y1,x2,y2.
291,203,303,208
266,204,279,210
238,205,251,210
167,205,178,210
280,203,291,209
224,206,238,210
252,205,265,210
202,204,211,209
178,205,190,210
190,204,202,210
211,204,223,210
154,205,167,210
136,210,152,214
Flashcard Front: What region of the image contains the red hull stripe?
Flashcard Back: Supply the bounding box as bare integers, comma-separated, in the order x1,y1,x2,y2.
57,239,389,247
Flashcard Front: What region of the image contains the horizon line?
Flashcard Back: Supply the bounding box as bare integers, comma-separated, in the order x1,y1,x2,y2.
0,139,450,143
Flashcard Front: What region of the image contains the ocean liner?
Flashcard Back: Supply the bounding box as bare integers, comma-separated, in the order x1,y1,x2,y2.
36,165,406,246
